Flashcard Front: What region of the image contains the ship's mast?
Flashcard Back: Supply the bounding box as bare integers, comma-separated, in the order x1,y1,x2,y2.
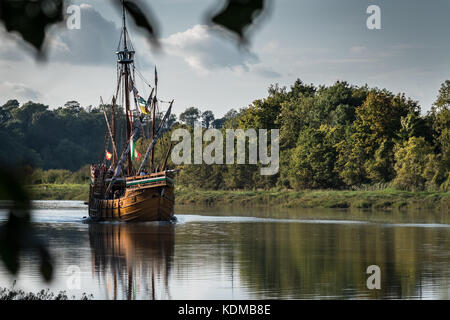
111,97,118,167
117,3,135,176
150,69,157,172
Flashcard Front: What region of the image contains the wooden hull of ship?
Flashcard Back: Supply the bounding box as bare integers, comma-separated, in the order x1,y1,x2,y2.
88,173,175,222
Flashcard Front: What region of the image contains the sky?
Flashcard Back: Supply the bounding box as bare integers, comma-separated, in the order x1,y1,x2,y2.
1,0,450,117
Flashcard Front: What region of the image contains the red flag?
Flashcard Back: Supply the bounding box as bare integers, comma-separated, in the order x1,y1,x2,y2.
106,151,112,160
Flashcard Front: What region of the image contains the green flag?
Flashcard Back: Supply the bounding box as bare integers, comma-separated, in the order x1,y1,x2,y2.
130,140,140,160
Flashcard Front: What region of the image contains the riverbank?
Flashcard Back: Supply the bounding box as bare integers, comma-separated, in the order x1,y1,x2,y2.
25,184,450,211
176,188,449,210
26,184,89,201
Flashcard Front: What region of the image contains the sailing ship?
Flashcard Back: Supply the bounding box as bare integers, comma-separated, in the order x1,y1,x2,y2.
88,5,176,222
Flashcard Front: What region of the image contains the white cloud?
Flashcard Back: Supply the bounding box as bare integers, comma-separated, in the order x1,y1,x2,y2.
0,82,42,101
162,25,259,74
0,27,35,62
46,3,120,65
350,46,369,55
0,4,120,65
250,65,281,78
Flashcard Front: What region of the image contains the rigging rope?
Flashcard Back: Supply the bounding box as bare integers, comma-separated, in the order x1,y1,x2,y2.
134,66,153,89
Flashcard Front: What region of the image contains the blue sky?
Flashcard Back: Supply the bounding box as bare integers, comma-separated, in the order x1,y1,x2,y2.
1,0,450,117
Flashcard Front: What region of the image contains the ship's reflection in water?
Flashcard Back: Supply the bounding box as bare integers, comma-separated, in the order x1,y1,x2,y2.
1,203,450,299
88,223,174,300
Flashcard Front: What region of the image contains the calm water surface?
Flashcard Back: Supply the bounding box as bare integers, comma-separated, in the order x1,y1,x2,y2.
0,201,449,299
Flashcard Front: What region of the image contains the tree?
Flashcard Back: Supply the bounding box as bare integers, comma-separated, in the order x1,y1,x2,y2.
288,125,340,189
10,101,48,133
179,107,201,127
433,80,450,110
422,153,448,191
393,137,433,191
432,82,450,162
428,80,450,191
239,85,286,130
166,114,178,130
343,90,418,184
277,95,316,149
63,101,82,115
211,118,226,129
277,81,367,150
365,139,395,183
2,99,20,110
397,112,431,143
0,107,11,125
201,110,215,128
0,100,19,125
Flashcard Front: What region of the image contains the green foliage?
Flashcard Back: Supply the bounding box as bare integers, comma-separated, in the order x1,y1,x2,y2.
178,164,225,190
179,107,201,127
160,80,450,192
0,100,121,171
26,184,89,201
26,166,90,185
422,154,448,191
175,188,449,211
3,79,450,193
393,137,433,191
365,139,395,183
340,90,418,184
427,80,450,191
288,126,340,189
201,110,215,129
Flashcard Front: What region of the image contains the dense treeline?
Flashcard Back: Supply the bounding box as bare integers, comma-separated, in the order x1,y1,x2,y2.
0,100,121,171
1,79,449,191
173,79,449,192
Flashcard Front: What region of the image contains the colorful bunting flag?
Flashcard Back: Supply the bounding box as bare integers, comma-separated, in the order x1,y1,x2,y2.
137,96,146,105
105,151,112,160
130,140,141,160
137,95,150,115
140,105,150,115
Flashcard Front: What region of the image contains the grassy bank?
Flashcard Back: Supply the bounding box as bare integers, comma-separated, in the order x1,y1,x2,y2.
26,184,89,201
176,188,450,211
25,184,450,211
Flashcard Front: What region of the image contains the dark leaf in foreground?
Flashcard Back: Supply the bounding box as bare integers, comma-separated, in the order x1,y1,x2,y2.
210,0,265,42
0,169,53,281
120,0,159,46
0,0,64,51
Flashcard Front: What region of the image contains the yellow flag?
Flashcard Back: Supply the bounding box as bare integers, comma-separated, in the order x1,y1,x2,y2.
140,105,150,115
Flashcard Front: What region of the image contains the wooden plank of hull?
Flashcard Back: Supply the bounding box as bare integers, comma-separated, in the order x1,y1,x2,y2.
89,185,174,222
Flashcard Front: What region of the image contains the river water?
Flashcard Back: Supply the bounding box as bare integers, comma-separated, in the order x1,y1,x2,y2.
0,201,449,299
